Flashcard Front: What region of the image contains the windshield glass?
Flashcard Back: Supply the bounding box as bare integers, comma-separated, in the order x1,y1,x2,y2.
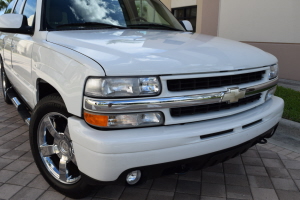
43,0,185,31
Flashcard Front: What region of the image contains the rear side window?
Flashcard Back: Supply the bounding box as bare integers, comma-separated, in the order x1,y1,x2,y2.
23,0,37,26
4,0,16,14
13,0,26,14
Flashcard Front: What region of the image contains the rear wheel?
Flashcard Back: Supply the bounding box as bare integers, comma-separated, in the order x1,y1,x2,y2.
1,62,12,104
30,94,92,199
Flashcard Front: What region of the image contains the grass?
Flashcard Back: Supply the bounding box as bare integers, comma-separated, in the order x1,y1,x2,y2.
275,86,300,123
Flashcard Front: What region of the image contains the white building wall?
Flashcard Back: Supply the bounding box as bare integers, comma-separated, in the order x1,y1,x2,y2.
171,0,197,8
218,0,300,43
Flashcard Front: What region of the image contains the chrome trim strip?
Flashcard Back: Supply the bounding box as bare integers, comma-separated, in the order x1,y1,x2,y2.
84,77,278,112
85,93,224,112
246,77,278,95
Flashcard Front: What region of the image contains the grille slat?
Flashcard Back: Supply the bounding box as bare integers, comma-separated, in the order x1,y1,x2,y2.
170,94,261,117
167,71,265,92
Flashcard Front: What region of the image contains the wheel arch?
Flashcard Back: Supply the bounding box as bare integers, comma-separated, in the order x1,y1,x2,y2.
36,78,63,102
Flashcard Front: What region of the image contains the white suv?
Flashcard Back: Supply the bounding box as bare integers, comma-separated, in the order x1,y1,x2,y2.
0,0,283,198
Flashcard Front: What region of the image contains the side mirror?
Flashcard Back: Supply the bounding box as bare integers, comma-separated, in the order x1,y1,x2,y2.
0,14,33,34
180,20,193,32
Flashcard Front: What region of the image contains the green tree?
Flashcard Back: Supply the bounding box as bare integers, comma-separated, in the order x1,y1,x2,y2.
0,0,13,12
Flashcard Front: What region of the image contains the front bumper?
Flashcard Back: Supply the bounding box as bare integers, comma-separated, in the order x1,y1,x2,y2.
69,96,283,182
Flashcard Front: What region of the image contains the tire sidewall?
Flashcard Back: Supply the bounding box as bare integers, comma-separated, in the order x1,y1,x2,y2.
0,62,12,104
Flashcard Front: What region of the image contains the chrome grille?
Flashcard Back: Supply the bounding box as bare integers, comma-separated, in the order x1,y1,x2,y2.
167,71,265,92
170,93,262,117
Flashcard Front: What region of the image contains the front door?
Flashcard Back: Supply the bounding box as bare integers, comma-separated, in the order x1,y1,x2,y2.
11,0,37,108
11,34,35,108
2,34,14,72
1,0,17,81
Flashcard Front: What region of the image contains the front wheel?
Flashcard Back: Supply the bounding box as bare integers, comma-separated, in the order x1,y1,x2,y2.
29,94,92,199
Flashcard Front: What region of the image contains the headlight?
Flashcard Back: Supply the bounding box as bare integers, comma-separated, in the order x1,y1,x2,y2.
265,86,277,101
269,64,279,79
85,77,161,98
84,111,164,128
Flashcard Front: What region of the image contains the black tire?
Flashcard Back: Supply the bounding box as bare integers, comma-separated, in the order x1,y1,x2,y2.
29,94,92,199
0,59,12,104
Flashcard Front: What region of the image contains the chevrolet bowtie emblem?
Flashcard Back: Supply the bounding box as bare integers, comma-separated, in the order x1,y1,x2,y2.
222,87,246,104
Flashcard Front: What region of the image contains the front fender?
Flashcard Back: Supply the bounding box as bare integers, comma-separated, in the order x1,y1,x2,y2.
32,43,105,117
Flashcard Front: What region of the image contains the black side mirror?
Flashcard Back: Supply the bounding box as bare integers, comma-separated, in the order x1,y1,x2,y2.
0,14,34,35
19,15,34,34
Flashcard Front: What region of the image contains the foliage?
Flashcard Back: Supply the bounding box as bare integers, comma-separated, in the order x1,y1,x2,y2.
0,0,13,12
275,86,300,123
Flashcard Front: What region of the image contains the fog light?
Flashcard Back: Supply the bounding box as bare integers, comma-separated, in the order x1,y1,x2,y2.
265,86,277,101
126,170,141,185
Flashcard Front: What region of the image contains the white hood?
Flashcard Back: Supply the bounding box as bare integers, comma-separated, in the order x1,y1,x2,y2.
46,29,277,76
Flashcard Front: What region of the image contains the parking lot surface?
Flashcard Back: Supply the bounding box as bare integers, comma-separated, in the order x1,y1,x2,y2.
0,94,300,200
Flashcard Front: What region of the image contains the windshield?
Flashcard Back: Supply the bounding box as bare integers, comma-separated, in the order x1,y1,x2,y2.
43,0,185,31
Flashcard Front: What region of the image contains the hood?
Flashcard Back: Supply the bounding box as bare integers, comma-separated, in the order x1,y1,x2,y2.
46,29,277,76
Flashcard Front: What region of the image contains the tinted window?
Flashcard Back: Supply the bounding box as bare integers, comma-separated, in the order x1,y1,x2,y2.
23,0,37,26
43,0,184,31
4,0,16,14
13,0,25,14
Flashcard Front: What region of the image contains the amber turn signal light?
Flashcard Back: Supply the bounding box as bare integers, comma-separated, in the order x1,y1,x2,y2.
84,112,109,127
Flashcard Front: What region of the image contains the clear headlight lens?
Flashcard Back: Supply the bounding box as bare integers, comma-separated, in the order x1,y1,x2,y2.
85,77,161,98
265,86,277,101
269,64,279,79
84,111,164,128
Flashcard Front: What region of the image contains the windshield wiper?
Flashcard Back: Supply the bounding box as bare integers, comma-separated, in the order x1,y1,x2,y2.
128,23,183,31
56,22,128,29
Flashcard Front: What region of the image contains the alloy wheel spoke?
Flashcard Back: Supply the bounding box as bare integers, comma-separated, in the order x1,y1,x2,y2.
59,155,70,182
63,126,70,139
40,145,58,157
71,155,77,166
44,117,59,138
62,126,78,165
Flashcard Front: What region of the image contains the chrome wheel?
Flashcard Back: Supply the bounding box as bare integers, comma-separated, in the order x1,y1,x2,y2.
38,112,80,184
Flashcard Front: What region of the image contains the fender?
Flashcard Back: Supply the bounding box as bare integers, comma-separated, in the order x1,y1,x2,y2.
31,43,106,117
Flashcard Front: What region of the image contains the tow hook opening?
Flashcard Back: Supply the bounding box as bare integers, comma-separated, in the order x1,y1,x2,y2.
257,124,279,144
258,138,268,144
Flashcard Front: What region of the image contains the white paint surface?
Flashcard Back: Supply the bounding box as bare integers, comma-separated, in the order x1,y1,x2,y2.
70,97,283,181
219,0,300,43
46,30,277,76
